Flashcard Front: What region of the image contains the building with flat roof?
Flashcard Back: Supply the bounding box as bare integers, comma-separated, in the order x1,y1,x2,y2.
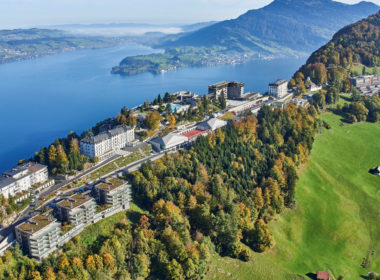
56,192,97,226
173,91,199,105
227,96,270,115
269,79,288,98
94,178,131,210
15,214,61,260
80,125,135,162
208,81,245,100
15,176,133,260
0,162,49,199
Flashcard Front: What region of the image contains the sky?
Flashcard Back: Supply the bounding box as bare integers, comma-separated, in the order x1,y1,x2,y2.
0,0,379,29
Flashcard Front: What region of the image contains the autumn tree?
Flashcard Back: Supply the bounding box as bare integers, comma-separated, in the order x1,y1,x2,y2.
168,115,176,129
145,111,162,130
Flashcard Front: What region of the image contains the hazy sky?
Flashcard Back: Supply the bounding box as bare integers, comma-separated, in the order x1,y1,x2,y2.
0,0,379,28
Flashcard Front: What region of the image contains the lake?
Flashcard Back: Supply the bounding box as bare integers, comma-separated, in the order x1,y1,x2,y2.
0,43,306,172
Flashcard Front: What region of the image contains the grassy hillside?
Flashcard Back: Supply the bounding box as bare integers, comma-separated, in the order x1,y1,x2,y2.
209,113,380,279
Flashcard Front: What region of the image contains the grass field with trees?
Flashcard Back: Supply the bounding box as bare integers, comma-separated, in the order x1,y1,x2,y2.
210,112,380,279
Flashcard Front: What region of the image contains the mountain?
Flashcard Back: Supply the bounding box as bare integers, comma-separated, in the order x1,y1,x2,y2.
290,11,380,92
159,0,379,55
179,21,218,32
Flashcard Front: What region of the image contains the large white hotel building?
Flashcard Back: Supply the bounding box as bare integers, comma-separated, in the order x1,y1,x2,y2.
80,126,135,162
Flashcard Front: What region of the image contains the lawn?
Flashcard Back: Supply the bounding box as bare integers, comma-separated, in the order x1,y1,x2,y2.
210,112,380,279
86,161,118,182
219,112,235,121
115,150,145,167
141,144,152,156
80,202,147,246
352,64,380,76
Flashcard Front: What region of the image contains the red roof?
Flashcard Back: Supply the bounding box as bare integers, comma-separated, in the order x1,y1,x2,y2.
317,271,330,280
182,129,205,139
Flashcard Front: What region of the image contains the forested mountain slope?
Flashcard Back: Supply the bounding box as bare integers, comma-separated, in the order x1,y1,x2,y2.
291,11,380,91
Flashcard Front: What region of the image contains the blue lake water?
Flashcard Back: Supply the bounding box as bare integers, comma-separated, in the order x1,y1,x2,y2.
0,43,306,172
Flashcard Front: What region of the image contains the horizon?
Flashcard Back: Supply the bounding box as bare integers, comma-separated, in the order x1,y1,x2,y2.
0,0,379,29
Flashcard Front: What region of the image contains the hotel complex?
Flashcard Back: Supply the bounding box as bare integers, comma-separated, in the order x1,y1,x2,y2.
6,77,305,262
80,126,135,161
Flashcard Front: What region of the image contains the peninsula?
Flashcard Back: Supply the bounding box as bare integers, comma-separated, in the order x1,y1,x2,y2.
0,28,121,64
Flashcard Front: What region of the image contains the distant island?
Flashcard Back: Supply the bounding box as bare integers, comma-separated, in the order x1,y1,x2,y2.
0,28,122,64
111,46,263,76
112,0,379,76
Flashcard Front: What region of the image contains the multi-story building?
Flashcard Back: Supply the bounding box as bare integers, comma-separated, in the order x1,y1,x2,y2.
14,177,132,260
351,75,373,87
208,81,245,99
15,214,61,260
0,162,49,199
56,192,97,226
94,178,131,210
269,79,288,98
351,75,380,96
80,126,135,162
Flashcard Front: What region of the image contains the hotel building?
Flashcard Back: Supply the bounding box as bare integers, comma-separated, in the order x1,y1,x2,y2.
208,81,245,99
80,126,135,162
269,79,288,98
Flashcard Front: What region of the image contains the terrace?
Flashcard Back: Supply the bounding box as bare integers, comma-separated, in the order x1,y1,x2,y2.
17,215,55,234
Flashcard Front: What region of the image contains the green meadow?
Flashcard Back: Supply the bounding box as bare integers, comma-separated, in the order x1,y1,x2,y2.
209,113,380,279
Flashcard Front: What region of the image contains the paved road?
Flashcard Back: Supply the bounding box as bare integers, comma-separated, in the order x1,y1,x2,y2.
0,149,166,243
0,154,120,242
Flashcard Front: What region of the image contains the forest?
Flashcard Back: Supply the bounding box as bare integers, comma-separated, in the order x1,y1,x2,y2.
0,103,319,279
290,11,380,93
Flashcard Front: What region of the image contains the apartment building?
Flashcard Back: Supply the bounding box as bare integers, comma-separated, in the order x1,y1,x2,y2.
56,192,97,226
269,79,288,98
94,178,131,210
15,214,61,260
351,75,380,96
80,126,135,162
0,162,49,199
208,81,245,99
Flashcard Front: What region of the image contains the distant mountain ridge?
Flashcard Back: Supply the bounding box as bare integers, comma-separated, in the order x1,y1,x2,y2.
158,0,379,55
112,0,379,76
